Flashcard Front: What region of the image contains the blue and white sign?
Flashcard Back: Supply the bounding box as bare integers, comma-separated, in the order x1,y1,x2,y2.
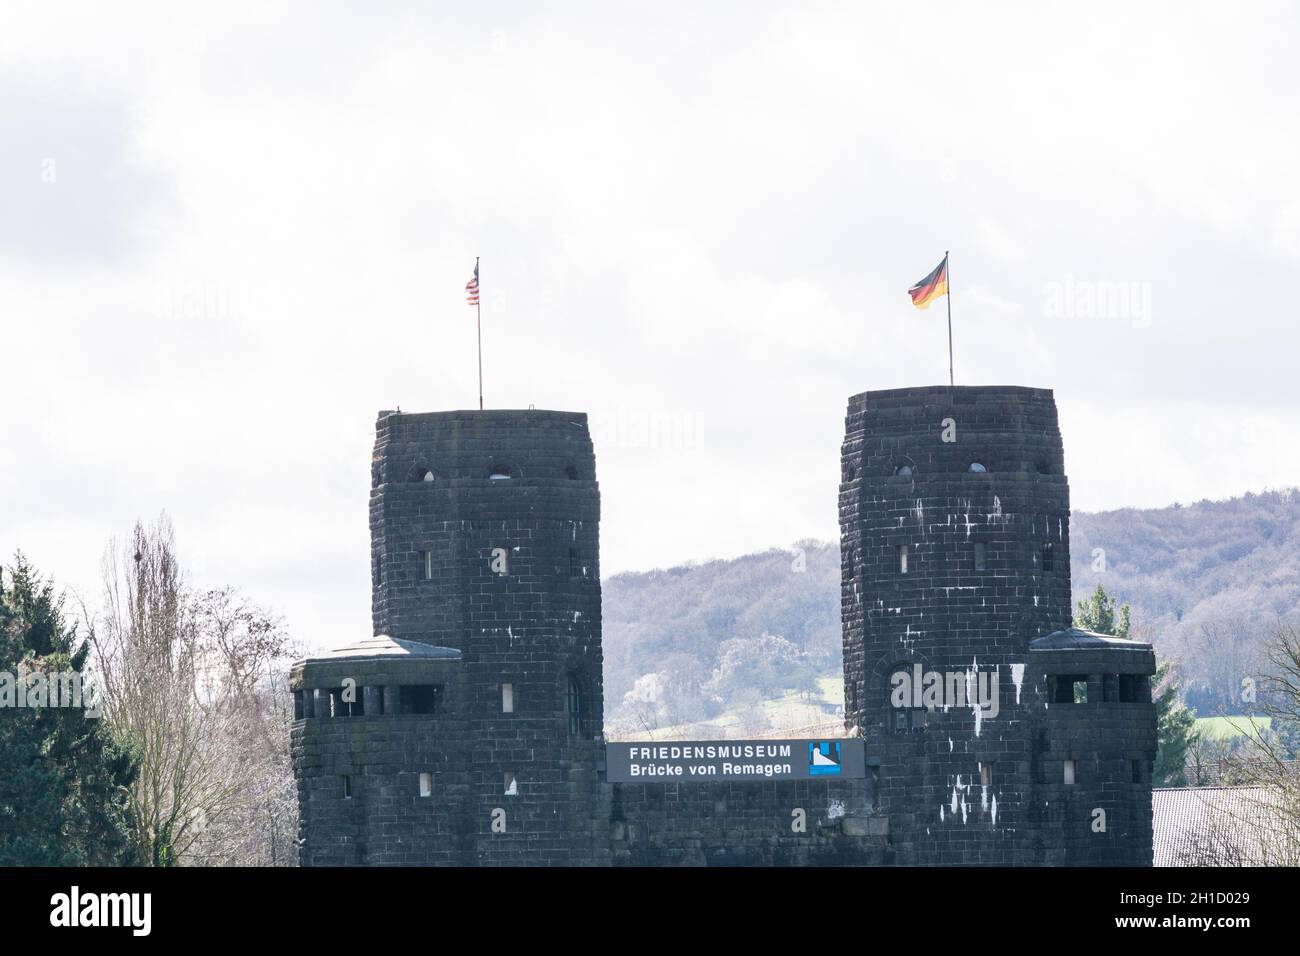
605,738,866,783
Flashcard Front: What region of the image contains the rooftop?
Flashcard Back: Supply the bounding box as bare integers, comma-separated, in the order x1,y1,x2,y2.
1029,627,1152,651
1153,786,1298,866
300,634,462,665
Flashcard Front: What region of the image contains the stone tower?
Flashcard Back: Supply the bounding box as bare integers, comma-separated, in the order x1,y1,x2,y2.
839,385,1156,865
292,409,605,866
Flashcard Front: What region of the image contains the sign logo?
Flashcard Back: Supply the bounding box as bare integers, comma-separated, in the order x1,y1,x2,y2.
808,741,842,776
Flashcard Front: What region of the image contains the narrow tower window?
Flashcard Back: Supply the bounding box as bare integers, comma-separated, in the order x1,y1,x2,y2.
419,772,433,797
974,542,987,571
504,772,518,796
566,674,585,735
420,550,434,580
889,667,925,733
1063,760,1076,785
898,544,909,574
502,683,514,713
1041,543,1054,572
569,547,581,579
342,775,352,799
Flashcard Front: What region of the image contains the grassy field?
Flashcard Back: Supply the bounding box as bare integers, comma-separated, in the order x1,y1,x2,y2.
636,675,846,740
1195,715,1271,740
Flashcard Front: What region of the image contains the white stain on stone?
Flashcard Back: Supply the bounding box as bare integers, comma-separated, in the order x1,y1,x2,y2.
827,799,846,820
966,659,984,738
1010,663,1026,704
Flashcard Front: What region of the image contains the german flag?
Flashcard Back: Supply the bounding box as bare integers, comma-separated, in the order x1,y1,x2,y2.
907,255,949,310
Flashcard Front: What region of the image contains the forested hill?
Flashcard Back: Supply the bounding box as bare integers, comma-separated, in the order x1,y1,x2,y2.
601,489,1300,736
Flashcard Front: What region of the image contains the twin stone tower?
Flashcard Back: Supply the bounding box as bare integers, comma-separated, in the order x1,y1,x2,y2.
291,386,1157,866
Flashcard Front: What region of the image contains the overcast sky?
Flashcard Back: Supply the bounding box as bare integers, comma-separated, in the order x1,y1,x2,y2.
3,2,1298,652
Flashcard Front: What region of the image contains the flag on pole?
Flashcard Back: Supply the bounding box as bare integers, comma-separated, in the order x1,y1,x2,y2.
907,255,949,310
465,262,480,306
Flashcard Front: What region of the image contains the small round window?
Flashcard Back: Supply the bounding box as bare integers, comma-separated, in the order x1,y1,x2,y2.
968,462,987,473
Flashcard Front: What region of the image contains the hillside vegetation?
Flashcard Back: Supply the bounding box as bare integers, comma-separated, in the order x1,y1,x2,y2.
602,489,1300,738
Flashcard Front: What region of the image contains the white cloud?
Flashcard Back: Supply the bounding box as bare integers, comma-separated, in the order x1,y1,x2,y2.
2,1,1298,650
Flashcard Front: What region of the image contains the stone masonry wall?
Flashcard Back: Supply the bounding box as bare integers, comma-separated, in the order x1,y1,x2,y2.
290,392,1156,867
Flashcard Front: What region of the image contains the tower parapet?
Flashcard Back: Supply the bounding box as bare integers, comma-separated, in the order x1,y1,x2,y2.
838,385,1155,865
293,409,605,866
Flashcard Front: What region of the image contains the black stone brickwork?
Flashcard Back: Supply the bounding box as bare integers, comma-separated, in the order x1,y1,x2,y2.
839,386,1155,865
291,389,1155,866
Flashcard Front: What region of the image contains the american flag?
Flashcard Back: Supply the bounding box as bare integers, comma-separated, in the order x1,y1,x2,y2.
465,262,480,306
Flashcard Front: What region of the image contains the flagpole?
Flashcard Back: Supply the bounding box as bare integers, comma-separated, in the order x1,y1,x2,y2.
945,251,954,387
476,256,483,410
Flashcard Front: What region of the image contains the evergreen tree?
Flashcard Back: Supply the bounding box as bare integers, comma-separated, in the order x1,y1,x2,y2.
1152,661,1198,787
0,556,139,865
1075,584,1131,637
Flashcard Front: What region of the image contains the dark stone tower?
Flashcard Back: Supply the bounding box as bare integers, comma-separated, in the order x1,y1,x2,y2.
839,386,1156,865
292,409,606,866
290,390,1155,867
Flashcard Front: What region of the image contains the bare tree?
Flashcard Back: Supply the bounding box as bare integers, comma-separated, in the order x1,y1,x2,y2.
86,515,298,865
1185,732,1232,787
183,587,302,866
1195,621,1300,864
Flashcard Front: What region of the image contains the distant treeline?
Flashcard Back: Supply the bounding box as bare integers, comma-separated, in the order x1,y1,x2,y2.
603,489,1300,730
